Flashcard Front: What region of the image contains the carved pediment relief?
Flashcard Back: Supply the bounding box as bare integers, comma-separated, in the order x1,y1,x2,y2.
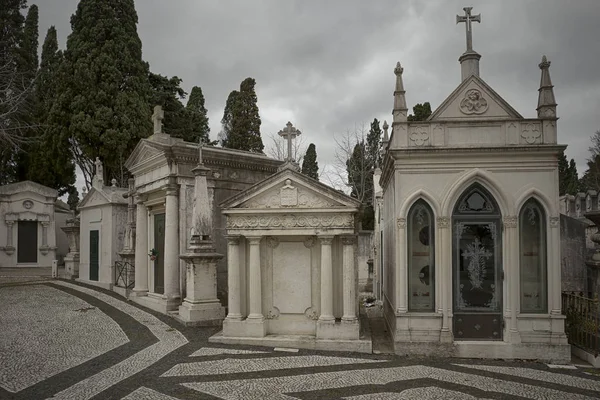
239,179,341,209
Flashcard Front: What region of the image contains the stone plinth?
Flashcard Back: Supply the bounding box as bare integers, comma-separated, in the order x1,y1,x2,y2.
176,236,225,326
61,218,80,279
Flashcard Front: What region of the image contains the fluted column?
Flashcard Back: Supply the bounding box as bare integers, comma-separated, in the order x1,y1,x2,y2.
396,218,407,313
226,236,242,320
6,221,14,248
437,217,451,337
247,236,263,320
341,235,357,322
550,216,561,315
504,215,521,342
133,196,148,294
164,185,180,300
319,235,335,322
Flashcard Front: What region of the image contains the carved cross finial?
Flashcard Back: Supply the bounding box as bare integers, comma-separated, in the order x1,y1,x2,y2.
382,120,389,141
394,62,403,75
539,55,551,69
278,121,301,162
152,105,164,134
456,7,481,52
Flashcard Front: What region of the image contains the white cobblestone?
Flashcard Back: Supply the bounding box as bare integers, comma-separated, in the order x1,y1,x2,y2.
343,388,485,399
189,347,269,357
122,386,179,399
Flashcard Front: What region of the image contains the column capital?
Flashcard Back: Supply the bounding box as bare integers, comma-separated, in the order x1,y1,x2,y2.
436,216,450,229
134,194,147,205
40,221,50,227
550,216,559,228
265,236,280,248
503,215,518,229
165,184,179,197
5,220,15,227
246,236,262,245
340,235,356,246
318,235,334,245
397,217,406,229
225,235,241,246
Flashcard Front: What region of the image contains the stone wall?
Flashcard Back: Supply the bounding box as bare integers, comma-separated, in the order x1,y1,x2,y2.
560,214,588,292
357,231,372,292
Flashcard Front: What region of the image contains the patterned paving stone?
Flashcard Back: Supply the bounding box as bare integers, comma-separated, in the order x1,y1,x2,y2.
189,347,269,357
122,386,179,399
454,364,600,392
47,281,188,400
0,285,128,393
343,388,485,399
182,365,598,400
162,355,383,377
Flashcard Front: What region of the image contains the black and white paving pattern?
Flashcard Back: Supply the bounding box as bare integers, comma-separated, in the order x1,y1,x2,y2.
1,274,599,400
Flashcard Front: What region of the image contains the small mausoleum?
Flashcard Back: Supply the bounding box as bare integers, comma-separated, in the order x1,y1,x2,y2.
377,7,569,362
0,181,70,268
211,122,370,352
77,158,128,288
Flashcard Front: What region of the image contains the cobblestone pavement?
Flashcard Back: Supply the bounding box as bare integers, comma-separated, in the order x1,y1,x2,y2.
1,275,600,399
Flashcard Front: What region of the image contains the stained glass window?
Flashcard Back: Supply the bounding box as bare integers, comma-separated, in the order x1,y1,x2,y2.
408,200,435,312
519,199,547,313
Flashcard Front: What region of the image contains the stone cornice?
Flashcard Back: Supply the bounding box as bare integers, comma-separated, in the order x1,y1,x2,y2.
387,144,566,159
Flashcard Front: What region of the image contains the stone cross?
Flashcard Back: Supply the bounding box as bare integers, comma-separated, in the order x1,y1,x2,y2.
278,121,301,162
456,7,481,52
152,105,164,134
94,157,103,181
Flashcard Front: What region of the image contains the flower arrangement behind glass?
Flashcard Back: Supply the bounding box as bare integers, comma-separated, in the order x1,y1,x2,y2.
148,248,158,261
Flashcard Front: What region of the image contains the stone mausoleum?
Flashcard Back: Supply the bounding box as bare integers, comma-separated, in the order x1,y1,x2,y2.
377,7,569,362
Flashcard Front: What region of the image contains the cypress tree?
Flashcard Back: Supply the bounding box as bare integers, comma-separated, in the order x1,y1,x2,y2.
149,72,189,139
301,143,319,180
186,86,210,144
366,118,382,169
53,0,152,187
219,90,238,147
223,77,263,152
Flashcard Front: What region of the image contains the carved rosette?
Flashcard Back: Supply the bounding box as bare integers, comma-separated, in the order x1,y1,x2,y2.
436,216,450,229
397,218,407,229
266,236,280,248
304,306,319,320
226,213,354,230
550,216,559,228
521,123,542,144
503,216,518,229
459,89,488,115
409,129,429,146
303,236,317,248
265,307,280,320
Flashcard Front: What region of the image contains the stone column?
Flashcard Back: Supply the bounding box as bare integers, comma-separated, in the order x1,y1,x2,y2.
247,236,263,320
133,196,149,295
318,235,335,322
40,221,50,255
5,221,15,254
437,216,452,342
396,218,407,313
504,215,521,343
341,235,357,322
550,216,562,315
226,236,242,320
164,185,180,303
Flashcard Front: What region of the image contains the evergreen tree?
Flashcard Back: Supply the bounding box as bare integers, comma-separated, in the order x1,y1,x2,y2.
53,0,152,188
26,26,75,195
186,86,211,144
347,141,367,201
366,118,382,169
219,90,238,146
149,72,189,139
223,77,263,152
407,102,432,121
558,150,580,195
301,143,319,180
66,187,79,210
581,130,600,192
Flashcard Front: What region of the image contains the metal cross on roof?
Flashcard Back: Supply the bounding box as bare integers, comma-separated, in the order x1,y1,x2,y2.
456,7,481,52
278,121,301,162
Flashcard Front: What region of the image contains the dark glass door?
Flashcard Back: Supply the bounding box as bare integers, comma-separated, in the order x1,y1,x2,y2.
89,230,99,281
17,221,37,263
153,213,165,294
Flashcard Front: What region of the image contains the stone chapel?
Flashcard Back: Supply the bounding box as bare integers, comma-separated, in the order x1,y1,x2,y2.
375,7,569,362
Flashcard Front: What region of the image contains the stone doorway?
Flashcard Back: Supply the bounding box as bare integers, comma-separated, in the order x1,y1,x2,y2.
17,221,37,264
452,185,503,340
153,213,165,294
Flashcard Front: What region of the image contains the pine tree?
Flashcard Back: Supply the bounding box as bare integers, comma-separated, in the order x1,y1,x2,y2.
219,90,238,146
223,77,263,152
301,143,319,180
53,0,152,188
26,26,75,195
186,86,210,144
407,102,432,121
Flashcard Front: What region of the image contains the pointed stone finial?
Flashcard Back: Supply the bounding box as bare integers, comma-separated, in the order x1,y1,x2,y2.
537,55,557,119
382,120,389,142
152,105,164,134
82,186,87,196
393,63,408,124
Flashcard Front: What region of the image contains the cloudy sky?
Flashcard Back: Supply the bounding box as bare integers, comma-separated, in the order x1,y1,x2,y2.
36,0,600,190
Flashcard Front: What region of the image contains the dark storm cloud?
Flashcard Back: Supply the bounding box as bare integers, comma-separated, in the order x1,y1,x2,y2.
37,0,600,186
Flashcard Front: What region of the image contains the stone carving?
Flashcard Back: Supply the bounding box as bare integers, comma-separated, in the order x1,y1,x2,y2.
521,123,542,144
22,200,33,210
303,236,317,248
304,306,319,320
550,216,559,228
410,129,429,146
587,195,592,211
437,217,450,229
230,171,238,179
243,187,336,209
266,236,280,248
212,171,221,179
280,179,298,207
459,89,488,115
94,157,104,180
265,307,280,320
227,213,354,230
341,236,356,246
397,218,406,229
503,216,517,229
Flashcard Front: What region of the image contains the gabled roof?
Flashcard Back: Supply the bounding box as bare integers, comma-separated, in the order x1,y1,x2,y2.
221,167,361,211
428,75,523,121
78,185,127,209
0,180,57,198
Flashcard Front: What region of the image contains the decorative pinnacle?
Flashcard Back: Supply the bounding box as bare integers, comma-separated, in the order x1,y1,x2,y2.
539,55,551,69
382,120,389,141
394,62,404,75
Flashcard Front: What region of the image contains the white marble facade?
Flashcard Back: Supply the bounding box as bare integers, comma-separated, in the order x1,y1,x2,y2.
0,181,69,268
211,166,371,352
377,8,569,362
77,162,128,289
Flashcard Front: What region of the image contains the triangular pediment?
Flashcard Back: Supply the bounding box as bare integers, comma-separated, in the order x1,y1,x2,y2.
428,75,523,121
78,187,110,209
221,168,361,211
124,139,165,170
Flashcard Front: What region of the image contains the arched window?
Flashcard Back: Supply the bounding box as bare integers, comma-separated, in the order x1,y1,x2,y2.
519,198,547,313
408,200,435,312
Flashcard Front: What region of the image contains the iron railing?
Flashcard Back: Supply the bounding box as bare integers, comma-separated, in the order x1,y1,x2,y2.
114,261,134,289
562,291,599,356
